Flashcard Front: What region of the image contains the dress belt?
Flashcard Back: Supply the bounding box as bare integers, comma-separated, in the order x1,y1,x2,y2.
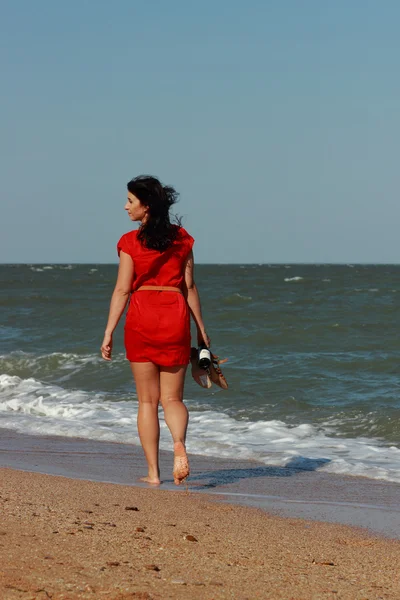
136,285,183,294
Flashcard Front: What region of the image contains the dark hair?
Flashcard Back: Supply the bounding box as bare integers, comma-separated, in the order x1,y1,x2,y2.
127,175,182,252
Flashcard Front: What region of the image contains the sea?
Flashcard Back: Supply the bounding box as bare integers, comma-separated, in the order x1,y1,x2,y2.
1,263,400,484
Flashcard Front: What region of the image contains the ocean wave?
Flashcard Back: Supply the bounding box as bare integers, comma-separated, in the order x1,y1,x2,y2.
0,374,137,442
222,293,252,305
0,351,101,371
28,264,80,273
0,327,23,341
284,277,304,282
1,373,400,483
0,351,125,383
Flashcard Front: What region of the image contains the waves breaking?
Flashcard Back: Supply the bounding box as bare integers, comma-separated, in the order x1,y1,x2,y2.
1,369,400,483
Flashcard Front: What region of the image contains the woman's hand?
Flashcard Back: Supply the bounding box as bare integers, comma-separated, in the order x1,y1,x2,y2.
101,332,113,361
197,328,211,348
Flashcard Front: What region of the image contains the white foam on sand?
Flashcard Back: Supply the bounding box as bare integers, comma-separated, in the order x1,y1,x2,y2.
1,373,400,483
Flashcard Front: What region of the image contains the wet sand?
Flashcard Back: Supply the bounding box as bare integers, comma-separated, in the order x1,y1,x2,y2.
1,428,400,539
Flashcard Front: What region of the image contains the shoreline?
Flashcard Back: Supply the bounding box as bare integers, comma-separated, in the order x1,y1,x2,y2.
1,427,400,540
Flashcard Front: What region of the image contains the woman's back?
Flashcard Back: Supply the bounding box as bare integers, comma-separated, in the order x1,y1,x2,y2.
118,225,194,366
117,225,194,292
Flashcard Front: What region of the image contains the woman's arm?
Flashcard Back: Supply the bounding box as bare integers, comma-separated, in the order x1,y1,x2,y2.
182,250,210,347
101,251,134,360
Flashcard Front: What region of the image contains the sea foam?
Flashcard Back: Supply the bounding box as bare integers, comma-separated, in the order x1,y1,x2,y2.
1,373,400,483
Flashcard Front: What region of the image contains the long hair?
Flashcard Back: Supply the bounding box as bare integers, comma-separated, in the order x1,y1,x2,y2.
127,175,182,252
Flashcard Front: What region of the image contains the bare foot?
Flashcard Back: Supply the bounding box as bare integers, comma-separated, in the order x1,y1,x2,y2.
173,442,190,485
139,476,161,485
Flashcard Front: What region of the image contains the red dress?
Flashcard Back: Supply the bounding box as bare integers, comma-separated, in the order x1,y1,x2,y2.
117,226,194,366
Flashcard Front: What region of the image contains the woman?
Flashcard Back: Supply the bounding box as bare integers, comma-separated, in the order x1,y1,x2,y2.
101,175,209,486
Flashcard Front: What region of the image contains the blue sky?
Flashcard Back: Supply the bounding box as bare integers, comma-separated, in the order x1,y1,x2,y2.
1,0,400,263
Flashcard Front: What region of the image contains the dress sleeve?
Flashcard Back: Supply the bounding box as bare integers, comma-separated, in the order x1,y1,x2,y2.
179,227,194,255
187,233,195,253
117,233,130,257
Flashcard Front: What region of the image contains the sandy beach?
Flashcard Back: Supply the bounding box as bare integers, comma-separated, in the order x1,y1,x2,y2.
1,467,400,600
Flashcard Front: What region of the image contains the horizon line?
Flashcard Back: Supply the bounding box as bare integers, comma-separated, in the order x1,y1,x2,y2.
2,261,400,267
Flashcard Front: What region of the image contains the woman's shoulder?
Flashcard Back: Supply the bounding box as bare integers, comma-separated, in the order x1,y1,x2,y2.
124,228,139,238
174,224,193,241
117,229,139,256
120,229,139,243
173,225,194,251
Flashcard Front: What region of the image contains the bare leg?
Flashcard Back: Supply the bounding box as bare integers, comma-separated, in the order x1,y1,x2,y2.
130,362,161,485
160,365,190,485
